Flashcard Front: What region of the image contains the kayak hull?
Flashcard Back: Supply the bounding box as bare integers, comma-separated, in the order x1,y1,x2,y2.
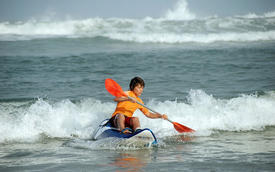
92,119,157,146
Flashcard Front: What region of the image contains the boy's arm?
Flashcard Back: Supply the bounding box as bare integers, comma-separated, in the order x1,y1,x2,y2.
144,112,168,120
114,96,130,102
113,91,132,102
114,94,136,103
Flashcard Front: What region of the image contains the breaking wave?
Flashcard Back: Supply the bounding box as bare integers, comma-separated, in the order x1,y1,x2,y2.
0,0,275,43
1,90,275,143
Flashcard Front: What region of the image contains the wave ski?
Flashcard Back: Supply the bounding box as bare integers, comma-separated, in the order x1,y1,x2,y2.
92,119,157,147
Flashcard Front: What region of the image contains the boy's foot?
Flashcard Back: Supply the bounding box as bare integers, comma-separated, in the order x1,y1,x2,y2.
121,127,133,134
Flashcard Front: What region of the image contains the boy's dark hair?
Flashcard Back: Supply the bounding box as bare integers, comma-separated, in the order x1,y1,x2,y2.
129,77,145,91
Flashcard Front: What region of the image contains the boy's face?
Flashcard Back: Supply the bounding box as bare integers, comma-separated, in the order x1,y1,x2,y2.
133,84,144,97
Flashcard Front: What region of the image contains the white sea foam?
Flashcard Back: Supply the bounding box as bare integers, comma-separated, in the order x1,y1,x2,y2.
106,31,275,43
264,11,275,18
1,1,275,43
1,90,275,143
1,18,275,43
237,11,275,19
0,0,274,43
1,16,274,43
0,98,115,142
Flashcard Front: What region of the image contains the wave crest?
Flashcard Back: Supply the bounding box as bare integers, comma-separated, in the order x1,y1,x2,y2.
1,91,275,143
1,15,275,43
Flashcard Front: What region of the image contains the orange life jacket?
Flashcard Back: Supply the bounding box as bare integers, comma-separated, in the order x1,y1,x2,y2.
112,91,149,117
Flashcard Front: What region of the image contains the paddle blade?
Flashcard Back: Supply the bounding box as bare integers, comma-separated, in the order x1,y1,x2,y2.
105,78,127,97
173,122,195,133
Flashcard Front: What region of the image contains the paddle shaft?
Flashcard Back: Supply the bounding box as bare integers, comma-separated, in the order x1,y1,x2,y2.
127,96,173,123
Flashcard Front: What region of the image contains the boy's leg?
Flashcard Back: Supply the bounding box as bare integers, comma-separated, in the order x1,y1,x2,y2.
130,117,141,131
115,114,126,131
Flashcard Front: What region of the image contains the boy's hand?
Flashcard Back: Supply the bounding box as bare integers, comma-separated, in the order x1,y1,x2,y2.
161,114,168,120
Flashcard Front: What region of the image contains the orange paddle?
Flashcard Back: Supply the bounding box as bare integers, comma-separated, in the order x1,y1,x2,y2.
105,78,195,133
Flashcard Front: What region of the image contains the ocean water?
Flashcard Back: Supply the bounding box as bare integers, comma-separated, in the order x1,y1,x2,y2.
1,2,275,171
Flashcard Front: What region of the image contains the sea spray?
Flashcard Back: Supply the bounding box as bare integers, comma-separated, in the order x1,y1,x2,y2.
1,11,275,43
0,98,115,143
132,90,275,137
1,90,274,143
164,0,196,20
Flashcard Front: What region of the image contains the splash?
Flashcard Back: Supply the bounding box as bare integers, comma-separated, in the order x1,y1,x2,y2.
164,0,196,20
0,98,115,143
1,90,275,143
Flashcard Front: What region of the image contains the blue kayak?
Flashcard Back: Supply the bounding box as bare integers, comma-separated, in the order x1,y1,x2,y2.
92,119,157,146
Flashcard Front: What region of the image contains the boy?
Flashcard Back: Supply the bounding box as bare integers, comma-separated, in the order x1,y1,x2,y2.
109,77,168,134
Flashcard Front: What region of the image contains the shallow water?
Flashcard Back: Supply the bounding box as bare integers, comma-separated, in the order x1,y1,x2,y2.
1,128,275,171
